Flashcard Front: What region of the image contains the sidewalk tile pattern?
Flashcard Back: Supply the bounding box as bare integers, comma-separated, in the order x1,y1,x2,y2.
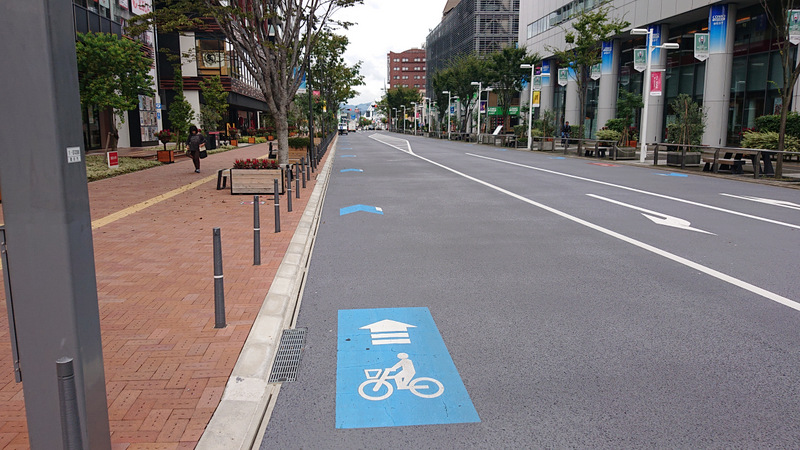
0,143,328,448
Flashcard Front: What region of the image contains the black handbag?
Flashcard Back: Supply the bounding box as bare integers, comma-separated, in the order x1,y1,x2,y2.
199,150,208,159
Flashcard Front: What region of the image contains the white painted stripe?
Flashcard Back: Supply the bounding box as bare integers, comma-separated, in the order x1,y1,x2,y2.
369,139,800,312
370,332,409,339
467,153,800,231
372,338,412,345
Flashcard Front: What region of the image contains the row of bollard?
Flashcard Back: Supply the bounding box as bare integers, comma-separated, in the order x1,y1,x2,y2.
212,156,314,329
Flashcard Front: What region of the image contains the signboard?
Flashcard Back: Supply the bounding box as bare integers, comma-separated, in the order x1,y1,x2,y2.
131,0,151,15
532,91,540,107
541,60,551,87
558,68,568,86
99,0,110,8
66,147,81,164
601,41,614,74
650,72,663,96
634,49,647,72
479,100,486,114
709,5,728,54
336,307,480,429
694,33,709,61
107,151,119,169
487,106,500,116
590,63,601,81
508,106,520,115
118,0,128,10
649,25,662,62
532,75,542,91
790,10,800,45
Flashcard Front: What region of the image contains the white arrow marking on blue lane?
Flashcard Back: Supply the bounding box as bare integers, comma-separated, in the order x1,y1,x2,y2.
361,319,416,345
339,205,383,216
588,194,715,235
340,169,364,173
656,173,689,177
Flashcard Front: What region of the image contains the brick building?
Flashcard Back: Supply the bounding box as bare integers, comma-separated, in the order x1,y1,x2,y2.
387,48,427,96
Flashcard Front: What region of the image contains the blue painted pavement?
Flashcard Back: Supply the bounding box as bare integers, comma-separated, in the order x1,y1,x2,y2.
656,172,689,177
336,307,480,429
340,155,357,157
549,156,566,159
340,169,364,173
339,205,383,216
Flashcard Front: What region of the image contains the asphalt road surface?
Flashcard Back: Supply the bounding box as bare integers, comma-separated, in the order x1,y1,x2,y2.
261,131,800,448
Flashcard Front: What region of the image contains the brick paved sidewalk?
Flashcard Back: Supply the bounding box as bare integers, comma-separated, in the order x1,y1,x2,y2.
0,142,329,449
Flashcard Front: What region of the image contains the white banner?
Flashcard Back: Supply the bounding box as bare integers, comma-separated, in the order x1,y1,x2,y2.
590,64,601,80
694,33,709,61
131,0,151,15
790,10,800,45
558,68,568,86
634,49,647,72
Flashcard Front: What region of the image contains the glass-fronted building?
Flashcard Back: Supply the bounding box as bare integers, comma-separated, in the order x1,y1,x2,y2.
519,0,797,146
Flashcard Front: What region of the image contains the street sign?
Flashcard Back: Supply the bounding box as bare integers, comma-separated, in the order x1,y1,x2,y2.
107,151,119,169
336,307,480,429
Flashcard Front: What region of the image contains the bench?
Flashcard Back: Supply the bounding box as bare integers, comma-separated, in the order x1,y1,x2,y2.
583,140,612,158
702,156,745,174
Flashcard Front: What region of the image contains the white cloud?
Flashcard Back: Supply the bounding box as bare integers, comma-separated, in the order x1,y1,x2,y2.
330,0,446,105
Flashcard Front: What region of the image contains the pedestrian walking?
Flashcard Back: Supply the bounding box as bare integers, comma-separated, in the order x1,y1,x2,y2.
560,121,571,147
186,125,206,173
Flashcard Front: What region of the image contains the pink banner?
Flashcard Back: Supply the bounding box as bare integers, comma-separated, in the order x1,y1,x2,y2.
650,72,662,96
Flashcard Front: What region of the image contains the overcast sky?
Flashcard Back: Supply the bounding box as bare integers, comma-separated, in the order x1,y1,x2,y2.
330,0,446,106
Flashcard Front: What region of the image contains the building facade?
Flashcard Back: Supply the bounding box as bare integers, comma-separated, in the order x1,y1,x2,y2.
426,0,520,94
387,49,428,95
519,0,798,146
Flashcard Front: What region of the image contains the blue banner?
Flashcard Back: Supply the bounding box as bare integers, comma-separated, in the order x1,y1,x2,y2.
649,25,662,62
709,4,729,54
601,41,614,74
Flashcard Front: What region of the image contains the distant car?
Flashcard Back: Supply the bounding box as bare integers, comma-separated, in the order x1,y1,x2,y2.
338,124,348,135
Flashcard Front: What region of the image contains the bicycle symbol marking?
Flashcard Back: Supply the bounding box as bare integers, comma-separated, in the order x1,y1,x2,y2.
358,353,444,401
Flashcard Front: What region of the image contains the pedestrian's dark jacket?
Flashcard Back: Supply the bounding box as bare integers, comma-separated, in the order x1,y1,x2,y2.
187,132,205,153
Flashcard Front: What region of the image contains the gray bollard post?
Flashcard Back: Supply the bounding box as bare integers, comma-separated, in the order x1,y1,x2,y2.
253,195,261,266
273,179,280,233
301,158,307,188
212,228,226,328
56,357,83,450
286,166,293,212
295,164,300,199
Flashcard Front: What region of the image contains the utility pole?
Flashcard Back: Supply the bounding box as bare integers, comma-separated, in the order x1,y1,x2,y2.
0,1,111,448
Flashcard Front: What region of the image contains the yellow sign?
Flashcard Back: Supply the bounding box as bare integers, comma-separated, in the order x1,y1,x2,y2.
532,91,540,108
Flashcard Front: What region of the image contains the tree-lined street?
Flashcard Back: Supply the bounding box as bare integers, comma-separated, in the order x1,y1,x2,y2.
262,131,800,447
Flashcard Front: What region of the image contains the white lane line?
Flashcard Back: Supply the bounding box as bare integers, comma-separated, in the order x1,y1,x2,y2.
467,153,800,230
370,134,414,154
369,139,800,312
587,194,715,235
720,193,800,211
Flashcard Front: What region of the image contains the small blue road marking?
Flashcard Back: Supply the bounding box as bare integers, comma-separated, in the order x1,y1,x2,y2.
336,307,480,429
340,169,364,173
549,156,566,159
340,205,383,216
340,155,356,157
657,173,689,177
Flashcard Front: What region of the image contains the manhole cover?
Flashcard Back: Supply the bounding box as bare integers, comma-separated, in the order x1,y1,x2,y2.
268,328,307,383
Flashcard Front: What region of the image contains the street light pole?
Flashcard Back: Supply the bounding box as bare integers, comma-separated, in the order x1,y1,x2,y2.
402,105,407,134
520,63,536,150
411,101,417,135
631,28,680,163
443,91,451,139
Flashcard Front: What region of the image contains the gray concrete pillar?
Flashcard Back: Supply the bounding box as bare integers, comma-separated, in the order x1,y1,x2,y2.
565,68,580,125
596,40,620,131
702,4,737,146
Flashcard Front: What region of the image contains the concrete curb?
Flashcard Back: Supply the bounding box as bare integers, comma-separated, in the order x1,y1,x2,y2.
196,140,337,450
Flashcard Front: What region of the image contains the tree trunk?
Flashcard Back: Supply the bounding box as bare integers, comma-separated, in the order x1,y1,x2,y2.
276,111,290,165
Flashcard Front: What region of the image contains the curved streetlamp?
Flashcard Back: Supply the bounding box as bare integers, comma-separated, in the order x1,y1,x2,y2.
520,63,536,150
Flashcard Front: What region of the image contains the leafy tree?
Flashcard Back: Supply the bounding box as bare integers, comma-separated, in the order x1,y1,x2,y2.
168,67,194,150
75,32,154,150
548,5,628,142
198,75,228,133
130,0,362,164
612,89,643,144
307,31,364,134
430,53,489,132
486,47,539,132
382,87,422,130
665,94,706,146
760,0,800,176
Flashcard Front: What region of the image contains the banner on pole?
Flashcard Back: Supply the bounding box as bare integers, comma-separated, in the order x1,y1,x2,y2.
590,64,601,81
532,91,540,108
650,72,663,96
532,75,541,91
790,10,800,45
634,49,647,72
558,68,568,86
694,33,709,61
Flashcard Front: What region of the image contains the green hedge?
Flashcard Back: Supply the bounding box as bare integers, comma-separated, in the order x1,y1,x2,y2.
754,112,800,138
741,131,800,152
288,137,310,149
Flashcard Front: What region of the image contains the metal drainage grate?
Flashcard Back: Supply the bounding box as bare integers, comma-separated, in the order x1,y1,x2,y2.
268,328,307,383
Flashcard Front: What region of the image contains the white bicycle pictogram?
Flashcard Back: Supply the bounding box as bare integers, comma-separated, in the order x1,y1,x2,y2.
358,353,444,401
